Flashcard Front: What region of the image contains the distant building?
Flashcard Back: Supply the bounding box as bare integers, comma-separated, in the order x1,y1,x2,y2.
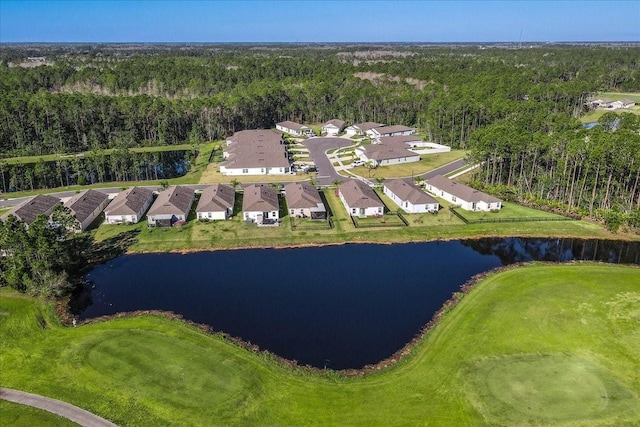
349,122,383,135
276,121,311,136
355,143,420,167
368,125,416,140
321,119,346,136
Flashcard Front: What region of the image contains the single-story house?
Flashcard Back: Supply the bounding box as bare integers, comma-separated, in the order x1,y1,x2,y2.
147,185,195,227
276,120,310,136
196,184,235,221
63,189,110,231
350,122,383,135
377,135,423,147
425,175,502,212
338,180,384,217
220,129,290,176
284,182,326,219
383,179,439,214
321,119,346,136
368,125,416,139
104,186,154,225
242,184,280,226
355,143,420,167
1,194,61,226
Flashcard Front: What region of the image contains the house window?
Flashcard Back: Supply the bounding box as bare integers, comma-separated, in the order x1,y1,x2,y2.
208,212,212,218
378,207,383,213
452,196,457,202
261,168,265,173
352,208,357,214
242,169,248,174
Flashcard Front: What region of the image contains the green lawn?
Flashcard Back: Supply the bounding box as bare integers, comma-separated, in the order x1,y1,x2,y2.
1,263,639,425
0,400,77,427
452,201,570,223
349,150,467,179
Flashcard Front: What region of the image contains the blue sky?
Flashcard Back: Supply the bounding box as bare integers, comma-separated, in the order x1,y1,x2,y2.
1,1,638,43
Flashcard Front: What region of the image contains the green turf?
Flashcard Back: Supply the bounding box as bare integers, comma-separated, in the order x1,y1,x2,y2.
0,400,78,426
1,263,639,425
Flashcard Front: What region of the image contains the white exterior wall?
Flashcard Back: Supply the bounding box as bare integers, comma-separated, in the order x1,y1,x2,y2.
383,187,438,214
276,124,303,136
378,155,420,166
197,210,228,221
78,198,110,230
105,213,139,225
220,166,290,176
243,210,279,222
339,192,382,217
322,125,340,136
426,184,501,212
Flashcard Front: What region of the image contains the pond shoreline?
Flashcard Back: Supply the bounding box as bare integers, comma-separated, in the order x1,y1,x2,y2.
58,260,617,377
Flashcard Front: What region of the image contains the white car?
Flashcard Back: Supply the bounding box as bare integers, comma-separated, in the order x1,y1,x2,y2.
351,160,365,167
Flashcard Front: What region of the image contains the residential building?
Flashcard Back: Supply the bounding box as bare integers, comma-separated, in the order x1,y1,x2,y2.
338,180,384,217
242,184,280,226
147,185,195,227
368,125,416,139
383,179,439,213
1,194,61,226
355,143,420,168
276,121,310,136
284,182,326,219
196,184,235,221
321,119,346,136
63,189,110,231
425,175,502,211
104,186,154,224
350,122,383,135
220,129,290,176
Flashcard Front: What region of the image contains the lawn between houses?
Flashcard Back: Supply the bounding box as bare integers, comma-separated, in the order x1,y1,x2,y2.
91,188,625,253
1,263,639,426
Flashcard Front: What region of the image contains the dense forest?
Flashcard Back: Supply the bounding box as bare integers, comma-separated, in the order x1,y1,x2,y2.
0,43,639,231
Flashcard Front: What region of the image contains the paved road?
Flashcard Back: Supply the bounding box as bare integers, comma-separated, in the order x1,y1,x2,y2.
0,387,118,427
302,137,354,186
420,158,466,179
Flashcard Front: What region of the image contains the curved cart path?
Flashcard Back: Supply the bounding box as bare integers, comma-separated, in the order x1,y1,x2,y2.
0,387,118,427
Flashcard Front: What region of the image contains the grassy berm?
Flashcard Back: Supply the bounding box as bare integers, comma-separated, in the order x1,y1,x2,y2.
1,263,639,426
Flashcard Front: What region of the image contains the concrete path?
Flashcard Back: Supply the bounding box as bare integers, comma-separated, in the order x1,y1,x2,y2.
0,387,118,427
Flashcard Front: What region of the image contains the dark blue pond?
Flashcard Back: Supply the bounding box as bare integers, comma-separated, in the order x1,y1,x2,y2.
73,238,640,370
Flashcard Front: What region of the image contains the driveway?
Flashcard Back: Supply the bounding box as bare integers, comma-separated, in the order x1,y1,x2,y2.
302,137,354,186
0,387,118,427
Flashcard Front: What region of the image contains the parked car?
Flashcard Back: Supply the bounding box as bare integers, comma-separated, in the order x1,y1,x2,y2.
351,160,365,167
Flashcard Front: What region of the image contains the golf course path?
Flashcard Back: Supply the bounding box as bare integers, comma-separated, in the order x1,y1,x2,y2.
0,387,118,427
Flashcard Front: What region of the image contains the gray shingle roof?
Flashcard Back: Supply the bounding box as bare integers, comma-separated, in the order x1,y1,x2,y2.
4,194,61,225
277,121,309,131
339,180,383,209
353,122,383,132
104,187,154,216
284,182,324,209
384,179,437,205
147,186,194,217
425,175,501,203
378,135,422,146
362,144,418,161
222,129,289,169
63,189,109,224
323,119,345,128
196,184,235,213
242,184,279,212
371,125,416,135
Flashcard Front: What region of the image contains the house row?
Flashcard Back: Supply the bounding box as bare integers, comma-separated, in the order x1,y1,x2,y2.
220,129,291,176
347,122,416,139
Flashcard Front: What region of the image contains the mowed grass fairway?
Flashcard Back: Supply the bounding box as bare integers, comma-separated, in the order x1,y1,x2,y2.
1,263,639,426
